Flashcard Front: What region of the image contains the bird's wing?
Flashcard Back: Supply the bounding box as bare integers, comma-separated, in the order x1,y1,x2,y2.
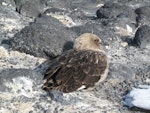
43,49,77,80
43,49,108,93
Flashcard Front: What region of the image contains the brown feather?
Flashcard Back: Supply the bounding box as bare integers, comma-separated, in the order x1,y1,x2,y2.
42,49,108,93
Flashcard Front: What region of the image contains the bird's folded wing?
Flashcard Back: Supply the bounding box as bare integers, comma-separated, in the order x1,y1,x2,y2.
43,49,108,92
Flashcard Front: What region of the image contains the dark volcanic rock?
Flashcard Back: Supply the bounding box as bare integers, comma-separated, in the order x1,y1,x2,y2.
10,15,77,58
96,2,135,20
95,2,136,31
0,69,43,92
135,6,150,17
135,15,150,27
70,22,118,46
96,15,136,32
135,6,150,26
14,0,45,17
132,25,150,48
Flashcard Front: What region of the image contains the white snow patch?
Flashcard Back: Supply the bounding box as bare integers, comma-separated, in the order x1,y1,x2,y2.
126,24,133,33
2,2,7,6
124,85,150,110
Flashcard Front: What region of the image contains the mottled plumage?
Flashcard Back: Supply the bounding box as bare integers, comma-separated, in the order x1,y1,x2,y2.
43,33,109,93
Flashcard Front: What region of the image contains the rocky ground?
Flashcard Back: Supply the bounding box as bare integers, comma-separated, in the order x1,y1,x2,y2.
0,0,150,113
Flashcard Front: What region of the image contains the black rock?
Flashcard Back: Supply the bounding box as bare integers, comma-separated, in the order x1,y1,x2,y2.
10,15,77,58
70,22,118,46
135,15,150,27
96,15,136,32
135,6,150,17
14,0,45,18
96,2,135,20
132,25,150,48
135,6,150,26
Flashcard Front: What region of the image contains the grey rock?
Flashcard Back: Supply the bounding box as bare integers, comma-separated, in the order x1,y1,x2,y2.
95,63,150,104
14,0,45,17
0,5,19,21
136,15,150,27
43,7,88,24
96,15,136,32
10,15,77,58
0,0,150,112
45,0,72,9
70,22,118,47
0,0,16,8
43,7,67,14
0,4,32,45
135,6,150,26
45,0,100,10
96,2,136,21
135,6,150,17
96,64,137,102
68,8,87,20
0,69,43,92
0,5,25,41
132,25,150,48
95,2,137,32
44,0,103,20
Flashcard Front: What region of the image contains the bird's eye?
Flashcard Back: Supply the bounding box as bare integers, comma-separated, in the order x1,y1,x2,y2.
94,39,99,42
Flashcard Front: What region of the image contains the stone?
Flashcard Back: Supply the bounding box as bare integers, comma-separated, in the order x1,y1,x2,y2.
0,0,150,112
95,2,136,33
0,5,31,41
14,0,45,18
70,22,118,46
135,6,150,17
95,63,150,103
132,25,150,48
0,0,16,9
135,6,150,26
0,69,43,92
96,2,135,21
10,15,77,58
121,42,128,47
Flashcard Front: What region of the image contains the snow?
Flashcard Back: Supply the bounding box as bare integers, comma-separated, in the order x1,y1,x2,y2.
124,85,150,110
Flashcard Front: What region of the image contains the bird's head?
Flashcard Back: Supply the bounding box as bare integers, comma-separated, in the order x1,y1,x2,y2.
74,33,104,52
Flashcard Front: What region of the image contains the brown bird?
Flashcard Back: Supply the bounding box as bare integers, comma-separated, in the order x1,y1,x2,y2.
42,33,109,93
